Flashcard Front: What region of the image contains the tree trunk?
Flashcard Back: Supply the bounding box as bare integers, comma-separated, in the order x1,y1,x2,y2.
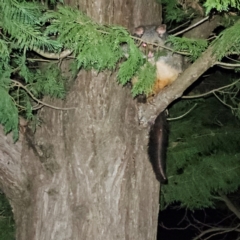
0,0,164,239
66,0,162,29
0,70,159,239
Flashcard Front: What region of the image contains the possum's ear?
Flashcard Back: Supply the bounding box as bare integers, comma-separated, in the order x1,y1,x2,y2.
134,26,145,37
155,24,167,37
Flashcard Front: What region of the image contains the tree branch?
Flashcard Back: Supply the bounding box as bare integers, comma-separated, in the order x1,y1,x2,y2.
192,223,240,240
139,46,218,126
218,192,240,219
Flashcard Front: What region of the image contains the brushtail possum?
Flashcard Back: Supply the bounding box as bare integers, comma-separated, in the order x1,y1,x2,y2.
133,24,183,184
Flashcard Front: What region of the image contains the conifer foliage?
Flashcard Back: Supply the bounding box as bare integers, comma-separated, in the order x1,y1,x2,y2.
0,191,15,240
0,0,66,140
2,0,240,142
162,98,240,210
0,0,145,141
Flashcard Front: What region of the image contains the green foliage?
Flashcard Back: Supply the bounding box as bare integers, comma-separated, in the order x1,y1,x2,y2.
212,20,240,60
0,86,19,141
43,6,143,73
157,0,189,23
167,36,208,61
131,62,156,97
29,65,66,99
0,1,146,139
0,0,61,51
0,192,15,240
0,2,71,139
159,0,240,22
162,98,240,210
1,0,239,142
117,40,145,85
0,0,68,139
204,0,240,15
10,64,65,120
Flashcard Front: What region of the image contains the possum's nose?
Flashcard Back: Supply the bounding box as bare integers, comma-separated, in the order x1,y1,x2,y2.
147,51,154,58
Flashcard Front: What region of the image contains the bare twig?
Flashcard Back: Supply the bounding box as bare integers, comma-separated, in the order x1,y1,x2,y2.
215,61,240,69
192,223,240,240
168,21,191,34
167,103,197,121
173,16,209,36
182,79,240,99
11,80,75,111
218,192,240,219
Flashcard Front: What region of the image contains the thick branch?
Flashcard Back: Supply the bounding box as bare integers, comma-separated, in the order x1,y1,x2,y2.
218,192,240,219
139,46,218,125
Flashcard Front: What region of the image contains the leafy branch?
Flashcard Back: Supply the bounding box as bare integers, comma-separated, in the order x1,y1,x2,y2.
182,79,240,117
163,98,240,210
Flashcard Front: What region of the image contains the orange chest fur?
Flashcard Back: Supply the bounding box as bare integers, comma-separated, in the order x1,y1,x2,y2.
150,59,182,96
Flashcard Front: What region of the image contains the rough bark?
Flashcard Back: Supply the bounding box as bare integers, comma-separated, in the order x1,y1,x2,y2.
65,0,162,30
0,129,25,200
0,70,159,240
0,1,163,239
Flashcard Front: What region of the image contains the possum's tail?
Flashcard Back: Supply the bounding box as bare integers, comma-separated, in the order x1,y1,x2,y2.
148,111,168,184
